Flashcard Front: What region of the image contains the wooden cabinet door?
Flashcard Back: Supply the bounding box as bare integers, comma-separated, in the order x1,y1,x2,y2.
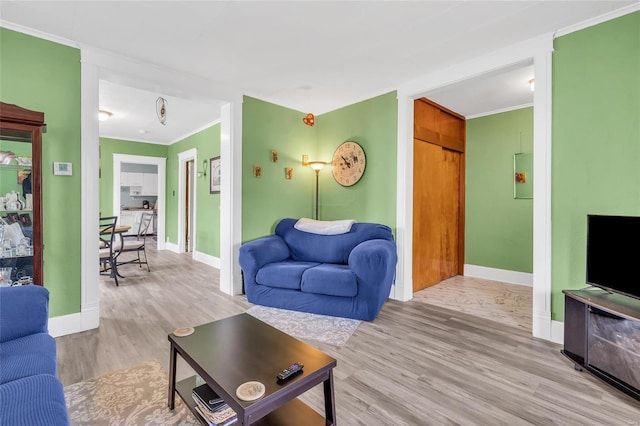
412,98,465,292
413,141,461,290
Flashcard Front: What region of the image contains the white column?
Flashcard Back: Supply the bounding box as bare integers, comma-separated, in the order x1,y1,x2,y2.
219,98,243,295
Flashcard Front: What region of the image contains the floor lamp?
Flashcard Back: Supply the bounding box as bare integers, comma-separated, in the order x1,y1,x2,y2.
308,161,326,220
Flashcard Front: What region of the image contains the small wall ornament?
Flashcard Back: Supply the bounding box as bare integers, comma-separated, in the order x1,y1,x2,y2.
302,113,315,126
271,150,278,162
285,168,294,180
253,165,262,178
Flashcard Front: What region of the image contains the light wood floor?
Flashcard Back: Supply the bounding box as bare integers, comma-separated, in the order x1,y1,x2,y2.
55,246,640,425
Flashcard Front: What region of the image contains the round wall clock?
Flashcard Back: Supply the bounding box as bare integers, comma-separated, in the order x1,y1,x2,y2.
332,141,366,186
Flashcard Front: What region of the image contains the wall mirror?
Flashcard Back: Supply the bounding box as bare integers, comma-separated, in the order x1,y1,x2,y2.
513,153,533,199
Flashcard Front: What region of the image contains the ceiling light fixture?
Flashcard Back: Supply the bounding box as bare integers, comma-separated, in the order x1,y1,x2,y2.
529,79,535,92
156,96,168,125
98,110,112,121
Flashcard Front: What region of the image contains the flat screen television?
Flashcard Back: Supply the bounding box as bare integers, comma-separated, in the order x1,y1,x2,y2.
586,214,640,300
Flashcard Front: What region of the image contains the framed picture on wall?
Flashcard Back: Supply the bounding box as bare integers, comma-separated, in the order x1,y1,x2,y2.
210,156,221,194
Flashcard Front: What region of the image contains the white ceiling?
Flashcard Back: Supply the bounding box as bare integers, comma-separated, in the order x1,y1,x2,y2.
1,1,637,143
99,81,223,144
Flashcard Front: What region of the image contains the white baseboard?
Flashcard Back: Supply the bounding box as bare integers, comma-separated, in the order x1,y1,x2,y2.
550,320,564,344
48,306,99,337
464,264,533,287
193,251,221,269
164,241,179,253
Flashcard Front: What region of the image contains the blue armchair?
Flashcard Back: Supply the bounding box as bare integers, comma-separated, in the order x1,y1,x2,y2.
239,218,397,321
0,285,69,425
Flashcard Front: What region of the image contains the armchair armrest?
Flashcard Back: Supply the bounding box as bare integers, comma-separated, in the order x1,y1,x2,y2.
239,235,291,279
349,239,398,309
0,285,50,343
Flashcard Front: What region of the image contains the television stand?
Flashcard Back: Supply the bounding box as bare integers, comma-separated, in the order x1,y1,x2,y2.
562,289,640,401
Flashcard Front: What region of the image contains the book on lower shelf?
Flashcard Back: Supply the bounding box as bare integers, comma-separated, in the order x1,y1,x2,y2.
192,383,237,426
192,383,227,412
194,404,237,426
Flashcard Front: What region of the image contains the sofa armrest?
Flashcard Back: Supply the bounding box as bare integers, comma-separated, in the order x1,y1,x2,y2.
0,285,50,343
349,239,398,305
239,235,291,279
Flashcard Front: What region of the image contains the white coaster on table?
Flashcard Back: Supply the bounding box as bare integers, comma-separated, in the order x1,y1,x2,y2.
236,381,265,401
173,327,194,337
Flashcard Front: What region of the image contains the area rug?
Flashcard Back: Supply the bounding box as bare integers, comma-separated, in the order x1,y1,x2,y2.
64,360,199,426
246,305,361,346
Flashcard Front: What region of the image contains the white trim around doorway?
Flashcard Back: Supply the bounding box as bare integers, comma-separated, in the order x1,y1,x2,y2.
112,154,167,250
393,33,555,342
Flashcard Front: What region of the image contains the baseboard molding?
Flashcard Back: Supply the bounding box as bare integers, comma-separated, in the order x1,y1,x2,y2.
550,320,564,345
464,264,533,287
193,251,221,269
164,241,179,253
48,306,99,338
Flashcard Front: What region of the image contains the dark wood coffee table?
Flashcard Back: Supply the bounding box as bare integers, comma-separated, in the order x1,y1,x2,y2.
168,313,337,425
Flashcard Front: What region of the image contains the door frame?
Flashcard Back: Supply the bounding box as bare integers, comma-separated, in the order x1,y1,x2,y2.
177,149,198,255
112,153,167,250
394,34,556,341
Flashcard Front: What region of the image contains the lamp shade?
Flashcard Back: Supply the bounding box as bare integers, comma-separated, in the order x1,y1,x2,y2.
308,161,326,171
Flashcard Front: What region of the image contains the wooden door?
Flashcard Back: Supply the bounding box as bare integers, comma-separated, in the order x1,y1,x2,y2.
413,98,466,292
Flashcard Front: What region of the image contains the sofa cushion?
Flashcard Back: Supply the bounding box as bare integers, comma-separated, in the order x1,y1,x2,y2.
0,374,69,426
301,264,358,297
0,332,57,384
276,218,394,264
256,260,320,290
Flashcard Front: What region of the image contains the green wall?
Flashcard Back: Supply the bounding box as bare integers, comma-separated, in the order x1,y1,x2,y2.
242,93,398,242
99,137,168,217
317,91,398,230
166,124,221,256
1,28,81,317
242,96,317,242
465,107,533,273
552,11,640,321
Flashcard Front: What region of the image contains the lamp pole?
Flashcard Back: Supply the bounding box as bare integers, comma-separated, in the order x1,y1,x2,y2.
308,161,326,220
314,169,320,220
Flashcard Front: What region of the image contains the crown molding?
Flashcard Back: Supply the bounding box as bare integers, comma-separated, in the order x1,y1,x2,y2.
555,2,640,38
466,103,533,120
0,20,79,48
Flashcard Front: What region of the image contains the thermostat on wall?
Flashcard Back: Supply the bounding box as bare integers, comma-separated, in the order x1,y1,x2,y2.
53,162,72,176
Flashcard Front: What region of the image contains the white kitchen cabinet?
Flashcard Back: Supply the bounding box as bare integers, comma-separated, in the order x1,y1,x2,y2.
128,172,144,187
120,172,129,186
119,211,136,235
141,173,158,196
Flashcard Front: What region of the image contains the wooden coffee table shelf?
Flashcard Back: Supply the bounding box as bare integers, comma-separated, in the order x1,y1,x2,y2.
168,313,337,425
176,376,326,426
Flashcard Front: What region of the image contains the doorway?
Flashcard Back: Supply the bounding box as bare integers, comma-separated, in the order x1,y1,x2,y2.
177,148,198,256
112,154,167,250
412,98,466,292
185,159,195,253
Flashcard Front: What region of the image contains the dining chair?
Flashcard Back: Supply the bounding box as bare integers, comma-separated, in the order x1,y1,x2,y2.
99,216,120,286
118,212,153,272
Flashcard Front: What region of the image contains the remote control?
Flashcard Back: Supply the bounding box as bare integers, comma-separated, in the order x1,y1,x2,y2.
276,362,304,381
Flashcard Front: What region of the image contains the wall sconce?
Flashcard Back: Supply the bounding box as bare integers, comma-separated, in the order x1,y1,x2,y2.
197,159,207,178
528,79,535,92
302,154,309,166
308,161,326,220
98,110,112,121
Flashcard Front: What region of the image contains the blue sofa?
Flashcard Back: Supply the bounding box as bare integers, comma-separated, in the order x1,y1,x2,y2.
0,285,70,425
239,218,397,320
